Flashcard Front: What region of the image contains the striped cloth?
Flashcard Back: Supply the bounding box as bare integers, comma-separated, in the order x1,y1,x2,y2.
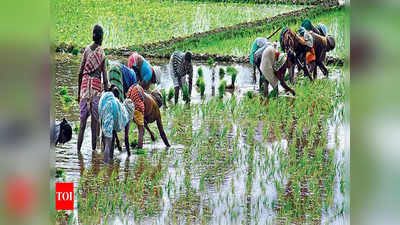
126,85,145,113
108,60,138,100
108,61,124,102
82,46,105,78
80,74,102,100
98,92,133,138
169,51,192,87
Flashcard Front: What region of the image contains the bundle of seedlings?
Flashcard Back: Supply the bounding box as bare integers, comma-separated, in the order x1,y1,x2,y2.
168,87,175,102
225,66,238,90
196,67,204,87
200,79,206,99
219,67,225,80
218,80,227,99
161,89,167,107
182,85,190,104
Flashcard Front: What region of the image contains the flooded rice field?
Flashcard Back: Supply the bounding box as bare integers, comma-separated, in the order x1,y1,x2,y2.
52,54,349,224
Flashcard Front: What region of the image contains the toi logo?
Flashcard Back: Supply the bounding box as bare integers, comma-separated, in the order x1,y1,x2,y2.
55,183,74,210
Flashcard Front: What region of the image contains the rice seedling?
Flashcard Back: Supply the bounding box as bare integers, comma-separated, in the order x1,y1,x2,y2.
73,123,80,134
196,67,204,87
152,7,346,58
218,80,227,99
226,66,238,89
168,87,175,101
219,67,225,80
161,89,167,106
72,47,79,56
182,86,190,103
200,79,206,99
207,57,215,67
246,90,255,99
59,86,67,96
53,0,299,49
54,4,347,223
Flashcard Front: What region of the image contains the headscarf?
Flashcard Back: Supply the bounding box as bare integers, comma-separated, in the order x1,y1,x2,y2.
301,19,313,31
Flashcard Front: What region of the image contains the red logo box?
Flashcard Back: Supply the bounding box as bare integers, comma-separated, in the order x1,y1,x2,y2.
55,183,74,210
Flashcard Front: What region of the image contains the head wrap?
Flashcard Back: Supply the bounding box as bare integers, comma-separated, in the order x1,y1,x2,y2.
301,19,313,31
128,52,137,69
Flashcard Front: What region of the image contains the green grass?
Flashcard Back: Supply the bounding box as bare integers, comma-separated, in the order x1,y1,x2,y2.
149,7,347,58
52,0,302,48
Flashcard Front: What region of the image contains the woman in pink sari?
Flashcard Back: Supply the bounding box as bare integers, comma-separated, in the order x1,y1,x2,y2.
77,24,108,152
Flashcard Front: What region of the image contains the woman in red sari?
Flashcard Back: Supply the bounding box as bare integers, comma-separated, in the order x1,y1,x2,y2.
77,24,109,152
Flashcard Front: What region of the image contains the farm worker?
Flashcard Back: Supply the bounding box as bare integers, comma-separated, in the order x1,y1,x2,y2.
50,118,72,147
126,85,170,149
128,52,161,90
280,26,314,84
250,37,271,65
169,50,193,104
108,60,138,102
98,88,134,163
107,60,139,152
300,19,328,37
77,24,108,152
259,46,296,97
250,37,273,89
308,32,336,79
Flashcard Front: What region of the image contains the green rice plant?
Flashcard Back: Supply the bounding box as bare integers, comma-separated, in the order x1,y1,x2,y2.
246,90,255,99
198,67,203,78
218,80,227,99
73,123,80,134
71,47,79,56
161,89,167,106
182,85,190,103
59,86,67,96
54,0,297,49
226,66,238,88
152,7,346,59
55,168,65,179
63,95,72,104
199,79,206,99
168,87,175,101
207,57,215,67
219,67,225,80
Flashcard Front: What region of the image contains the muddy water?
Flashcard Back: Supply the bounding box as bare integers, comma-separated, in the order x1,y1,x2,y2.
53,54,348,224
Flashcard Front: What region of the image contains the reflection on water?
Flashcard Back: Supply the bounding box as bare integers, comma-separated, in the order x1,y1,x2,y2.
54,54,347,224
